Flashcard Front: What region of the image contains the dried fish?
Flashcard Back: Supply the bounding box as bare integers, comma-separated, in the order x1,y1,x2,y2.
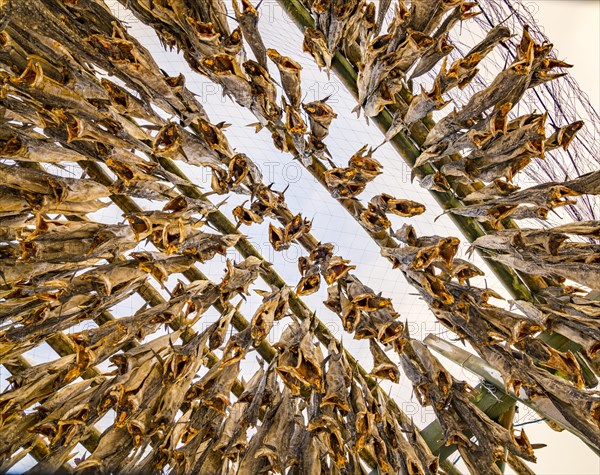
0,163,110,203
370,193,426,217
369,339,400,383
232,0,268,68
275,319,324,393
303,27,333,73
251,287,290,344
198,54,254,108
269,214,312,251
267,49,303,109
302,98,338,141
219,257,263,296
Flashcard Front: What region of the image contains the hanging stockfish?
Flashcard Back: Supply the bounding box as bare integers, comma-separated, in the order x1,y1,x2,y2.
477,343,600,449
302,97,338,142
410,33,454,80
269,213,312,251
400,339,537,475
409,0,461,35
18,218,134,263
321,341,351,412
198,53,255,109
0,163,109,205
284,98,309,159
400,241,600,450
219,256,263,297
267,49,303,109
303,26,334,73
312,0,364,63
368,339,400,383
387,76,450,140
232,0,268,68
490,248,600,290
374,0,392,34
244,59,283,123
0,262,149,362
2,1,599,474
152,122,224,169
255,387,298,472
370,193,427,217
324,145,383,198
72,332,194,472
470,217,600,289
432,24,512,94
424,26,569,147
355,7,434,117
253,184,287,216
250,286,291,344
513,292,600,363
274,318,324,393
296,256,322,296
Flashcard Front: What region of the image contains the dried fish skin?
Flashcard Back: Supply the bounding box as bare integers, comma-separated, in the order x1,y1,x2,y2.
267,49,303,109
198,53,254,109
370,193,426,217
250,287,290,344
302,98,338,141
368,339,400,383
232,0,268,68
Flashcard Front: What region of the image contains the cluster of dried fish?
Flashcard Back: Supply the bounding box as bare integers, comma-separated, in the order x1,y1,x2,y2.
1,0,599,473
297,0,589,234
471,220,600,292
293,0,600,425
0,1,438,473
385,225,600,450
119,0,334,165
401,340,536,475
300,0,482,119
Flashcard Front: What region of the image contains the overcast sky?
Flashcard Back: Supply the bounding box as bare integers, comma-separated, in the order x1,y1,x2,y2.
531,0,599,110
